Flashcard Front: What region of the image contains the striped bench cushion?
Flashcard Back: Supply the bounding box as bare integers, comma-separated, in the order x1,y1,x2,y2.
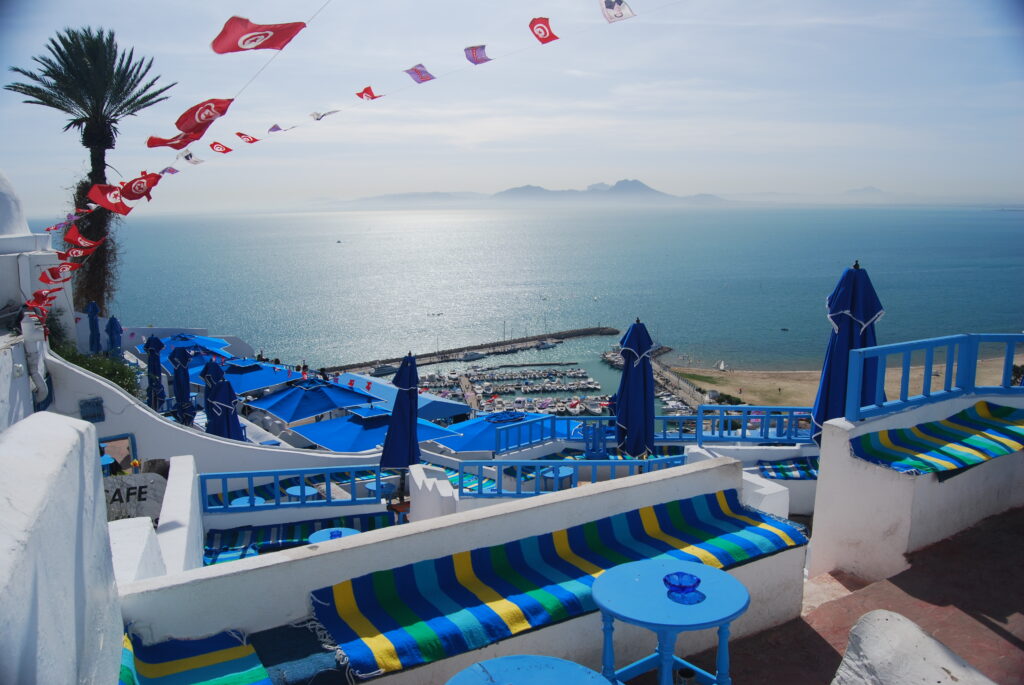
205,512,394,565
310,489,807,677
757,456,820,480
851,401,1024,476
129,631,271,684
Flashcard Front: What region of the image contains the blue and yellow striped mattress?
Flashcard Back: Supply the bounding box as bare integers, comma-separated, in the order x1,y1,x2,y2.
127,631,271,684
851,401,1024,476
310,489,807,677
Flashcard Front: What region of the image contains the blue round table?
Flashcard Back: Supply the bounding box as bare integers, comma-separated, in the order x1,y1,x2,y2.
100,455,116,476
286,484,319,501
229,495,265,507
445,655,607,685
591,559,750,685
364,481,396,500
540,465,574,490
308,527,360,543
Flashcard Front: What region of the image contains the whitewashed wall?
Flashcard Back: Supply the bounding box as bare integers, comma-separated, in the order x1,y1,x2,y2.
0,336,33,432
0,412,122,684
109,518,166,585
44,351,378,473
808,394,1024,581
685,447,792,517
157,455,206,573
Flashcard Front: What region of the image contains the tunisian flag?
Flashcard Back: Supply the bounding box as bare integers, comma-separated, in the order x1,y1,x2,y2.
175,98,234,136
57,246,100,260
86,184,133,215
211,17,306,54
120,172,162,201
64,224,105,248
40,262,82,284
146,132,200,149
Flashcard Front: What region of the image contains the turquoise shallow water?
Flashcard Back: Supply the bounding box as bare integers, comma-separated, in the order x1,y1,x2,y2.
33,205,1024,371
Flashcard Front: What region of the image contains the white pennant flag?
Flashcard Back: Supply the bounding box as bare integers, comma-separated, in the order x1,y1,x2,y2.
600,0,636,22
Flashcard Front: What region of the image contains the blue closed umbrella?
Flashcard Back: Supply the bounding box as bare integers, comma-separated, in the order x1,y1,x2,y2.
105,316,122,357
169,346,197,426
615,319,656,458
206,379,245,440
85,301,101,354
812,261,885,445
379,353,419,503
200,358,225,417
144,335,166,411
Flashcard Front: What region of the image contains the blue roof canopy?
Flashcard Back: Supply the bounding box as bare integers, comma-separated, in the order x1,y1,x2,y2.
433,411,580,453
292,412,458,453
336,372,470,421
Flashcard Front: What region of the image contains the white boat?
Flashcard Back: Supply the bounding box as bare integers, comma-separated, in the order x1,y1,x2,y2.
567,400,583,416
585,400,604,415
555,401,567,415
371,364,399,377
513,397,527,410
460,351,487,362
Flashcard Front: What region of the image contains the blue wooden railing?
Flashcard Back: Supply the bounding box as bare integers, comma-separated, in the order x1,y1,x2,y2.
201,465,383,513
845,333,1024,422
457,453,689,498
492,406,813,454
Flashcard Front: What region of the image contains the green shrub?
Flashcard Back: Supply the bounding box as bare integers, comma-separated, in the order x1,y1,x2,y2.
53,343,139,397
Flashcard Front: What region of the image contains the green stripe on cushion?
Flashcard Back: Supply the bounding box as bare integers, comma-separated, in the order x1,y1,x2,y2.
851,401,1024,475
310,489,806,676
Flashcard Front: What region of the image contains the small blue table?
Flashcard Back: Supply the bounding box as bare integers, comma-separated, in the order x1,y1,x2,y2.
286,485,319,501
364,481,396,500
308,527,360,543
100,455,116,476
445,655,608,685
540,465,574,490
229,495,265,507
592,559,750,685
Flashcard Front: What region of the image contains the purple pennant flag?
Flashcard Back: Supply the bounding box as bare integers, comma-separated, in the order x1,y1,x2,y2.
464,45,491,65
159,167,179,175
404,64,435,83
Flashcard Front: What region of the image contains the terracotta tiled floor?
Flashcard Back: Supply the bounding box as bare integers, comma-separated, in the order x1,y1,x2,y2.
629,506,1024,684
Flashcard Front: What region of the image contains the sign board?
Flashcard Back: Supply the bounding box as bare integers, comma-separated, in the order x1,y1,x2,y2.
104,473,167,521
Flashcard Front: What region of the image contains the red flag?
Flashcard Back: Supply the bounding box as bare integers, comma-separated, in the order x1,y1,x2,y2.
347,379,355,387
365,381,373,391
210,141,233,154
529,17,559,44
175,98,234,136
64,224,105,248
211,17,307,54
355,86,382,100
235,131,260,144
25,296,52,309
40,262,81,284
56,245,99,260
33,288,63,300
147,132,200,149
120,171,162,202
301,370,309,380
86,184,133,215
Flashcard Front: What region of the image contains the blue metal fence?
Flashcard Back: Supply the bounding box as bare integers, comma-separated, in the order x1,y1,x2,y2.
201,465,383,513
492,406,813,454
845,333,1023,422
457,453,689,498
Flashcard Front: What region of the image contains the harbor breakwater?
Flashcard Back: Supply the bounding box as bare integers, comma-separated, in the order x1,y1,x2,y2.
324,327,619,374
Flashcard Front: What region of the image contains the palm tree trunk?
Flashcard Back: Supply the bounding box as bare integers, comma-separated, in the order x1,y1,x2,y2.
69,145,116,314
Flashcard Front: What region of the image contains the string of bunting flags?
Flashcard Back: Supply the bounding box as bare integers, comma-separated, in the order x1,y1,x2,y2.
31,1,641,329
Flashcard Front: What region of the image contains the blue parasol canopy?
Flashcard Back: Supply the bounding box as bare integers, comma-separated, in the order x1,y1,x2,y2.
85,301,101,354
335,372,469,421
614,319,656,458
168,346,196,426
379,354,421,475
105,316,122,357
205,378,245,440
812,262,885,444
248,378,375,424
143,335,166,410
293,411,457,453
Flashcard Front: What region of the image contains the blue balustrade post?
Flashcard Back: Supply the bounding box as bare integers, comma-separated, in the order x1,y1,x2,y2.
845,350,865,421
956,335,977,392
696,406,705,446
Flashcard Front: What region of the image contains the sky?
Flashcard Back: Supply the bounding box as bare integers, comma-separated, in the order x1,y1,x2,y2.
1,0,1023,216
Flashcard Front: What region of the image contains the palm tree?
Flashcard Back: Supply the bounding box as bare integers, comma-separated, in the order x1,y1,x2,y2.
6,27,175,313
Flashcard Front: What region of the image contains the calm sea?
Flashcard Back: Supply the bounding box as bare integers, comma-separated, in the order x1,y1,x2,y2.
33,205,1024,375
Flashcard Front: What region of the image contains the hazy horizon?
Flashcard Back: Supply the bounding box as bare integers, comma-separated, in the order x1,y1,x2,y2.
3,0,1023,218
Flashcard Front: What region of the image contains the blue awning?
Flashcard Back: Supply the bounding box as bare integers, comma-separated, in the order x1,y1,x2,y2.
293,413,458,453
432,412,580,453
335,372,470,421
248,379,377,424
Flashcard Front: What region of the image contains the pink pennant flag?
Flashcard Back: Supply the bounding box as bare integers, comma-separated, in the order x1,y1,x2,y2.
404,64,435,84
464,45,492,65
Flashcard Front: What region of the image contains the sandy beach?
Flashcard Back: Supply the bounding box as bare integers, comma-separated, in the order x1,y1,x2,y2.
670,354,1022,407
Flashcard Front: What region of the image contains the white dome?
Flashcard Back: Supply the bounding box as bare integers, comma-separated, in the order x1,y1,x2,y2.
0,171,31,238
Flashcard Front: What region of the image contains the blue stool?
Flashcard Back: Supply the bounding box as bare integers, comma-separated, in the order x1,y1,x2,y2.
446,655,608,685
100,455,115,476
